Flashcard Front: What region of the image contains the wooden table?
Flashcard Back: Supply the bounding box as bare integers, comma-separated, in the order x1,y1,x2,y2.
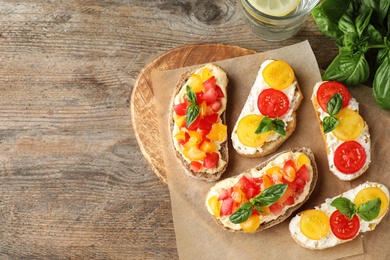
0,1,341,259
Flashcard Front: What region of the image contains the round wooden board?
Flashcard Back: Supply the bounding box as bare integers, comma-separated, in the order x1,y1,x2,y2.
130,44,257,186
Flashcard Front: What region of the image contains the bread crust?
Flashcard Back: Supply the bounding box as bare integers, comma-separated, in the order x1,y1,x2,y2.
210,147,318,233
169,64,228,182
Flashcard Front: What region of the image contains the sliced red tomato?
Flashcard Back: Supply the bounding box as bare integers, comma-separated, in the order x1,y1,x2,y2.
257,88,290,118
220,198,234,216
330,210,360,240
203,152,219,169
218,187,233,200
334,141,367,174
174,102,187,116
316,81,351,112
190,161,202,172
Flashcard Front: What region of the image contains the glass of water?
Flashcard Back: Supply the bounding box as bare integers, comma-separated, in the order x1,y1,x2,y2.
241,0,320,41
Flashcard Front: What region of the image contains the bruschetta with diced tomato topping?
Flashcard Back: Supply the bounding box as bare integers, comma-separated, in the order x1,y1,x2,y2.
170,64,228,182
231,59,303,157
311,81,371,181
289,182,389,250
205,148,318,232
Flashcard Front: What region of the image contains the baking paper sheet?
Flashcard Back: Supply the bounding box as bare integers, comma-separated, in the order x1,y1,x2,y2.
152,41,390,259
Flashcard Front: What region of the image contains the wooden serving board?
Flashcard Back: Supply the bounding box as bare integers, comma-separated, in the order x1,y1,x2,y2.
131,44,256,185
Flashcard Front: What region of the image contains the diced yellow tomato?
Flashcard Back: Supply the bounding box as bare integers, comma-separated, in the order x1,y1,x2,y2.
201,68,213,81
240,214,261,232
183,146,206,161
199,101,213,118
173,114,186,127
277,185,293,204
231,187,246,204
188,74,204,93
258,206,271,215
265,166,284,182
283,164,296,182
199,140,218,154
236,114,271,147
184,137,199,149
296,153,310,169
354,187,389,219
262,175,273,189
206,123,227,142
188,131,202,144
333,108,364,141
174,131,186,141
208,196,221,218
299,209,330,240
262,60,294,90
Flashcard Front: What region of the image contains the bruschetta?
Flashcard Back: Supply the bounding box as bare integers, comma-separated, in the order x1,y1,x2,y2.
205,148,318,232
289,182,389,250
311,81,371,181
170,63,228,182
231,59,303,157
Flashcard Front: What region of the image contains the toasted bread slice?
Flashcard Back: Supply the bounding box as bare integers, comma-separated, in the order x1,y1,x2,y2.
169,64,228,182
311,81,371,181
206,147,318,233
289,182,389,250
231,60,303,158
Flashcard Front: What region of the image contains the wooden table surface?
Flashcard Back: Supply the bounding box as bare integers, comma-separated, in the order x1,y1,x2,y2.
0,1,342,259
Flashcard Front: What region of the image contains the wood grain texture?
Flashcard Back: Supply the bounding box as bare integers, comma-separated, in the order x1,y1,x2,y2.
0,0,342,259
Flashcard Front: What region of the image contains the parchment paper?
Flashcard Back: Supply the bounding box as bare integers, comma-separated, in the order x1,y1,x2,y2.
152,41,390,259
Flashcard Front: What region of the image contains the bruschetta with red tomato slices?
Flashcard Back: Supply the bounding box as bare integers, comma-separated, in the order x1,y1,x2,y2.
311,81,371,181
206,148,318,232
231,59,303,157
170,64,228,182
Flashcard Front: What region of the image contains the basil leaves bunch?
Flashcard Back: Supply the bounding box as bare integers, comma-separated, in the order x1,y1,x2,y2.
312,0,390,110
331,196,381,221
255,116,286,138
185,85,200,127
323,93,342,133
229,183,287,224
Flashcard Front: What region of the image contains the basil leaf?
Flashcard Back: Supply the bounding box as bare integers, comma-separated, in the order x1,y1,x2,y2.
323,115,339,134
254,205,266,215
331,197,357,220
273,117,286,138
186,104,200,127
357,198,381,221
373,54,390,110
327,93,343,115
185,85,197,105
252,184,288,207
362,0,390,24
229,202,253,224
255,116,273,134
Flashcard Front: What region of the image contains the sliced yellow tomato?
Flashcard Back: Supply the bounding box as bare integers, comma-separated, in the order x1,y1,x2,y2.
296,153,310,169
174,131,186,141
173,114,185,127
188,74,204,93
199,140,218,154
354,187,389,219
300,209,330,240
236,114,271,147
262,60,294,90
265,166,284,182
208,196,221,218
240,214,261,232
333,108,364,141
206,123,227,142
201,68,213,81
183,146,206,161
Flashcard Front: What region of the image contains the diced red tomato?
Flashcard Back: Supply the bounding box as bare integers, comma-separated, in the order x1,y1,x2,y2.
186,116,201,130
236,176,260,199
218,187,233,200
215,85,225,98
210,100,222,112
199,129,211,142
282,195,295,206
220,198,234,216
189,161,202,172
296,165,310,183
199,113,219,131
202,87,218,105
269,203,283,215
203,152,219,169
283,159,297,182
202,76,216,89
174,102,187,116
177,132,190,146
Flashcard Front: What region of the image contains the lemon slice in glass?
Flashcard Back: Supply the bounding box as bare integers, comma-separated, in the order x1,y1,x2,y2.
248,0,301,17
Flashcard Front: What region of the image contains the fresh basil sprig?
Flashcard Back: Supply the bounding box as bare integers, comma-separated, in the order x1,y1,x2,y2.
185,85,200,127
331,196,381,222
229,183,287,224
322,93,342,134
255,116,286,138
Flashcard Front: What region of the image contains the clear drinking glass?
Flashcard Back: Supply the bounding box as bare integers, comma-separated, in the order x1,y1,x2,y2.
241,0,320,41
